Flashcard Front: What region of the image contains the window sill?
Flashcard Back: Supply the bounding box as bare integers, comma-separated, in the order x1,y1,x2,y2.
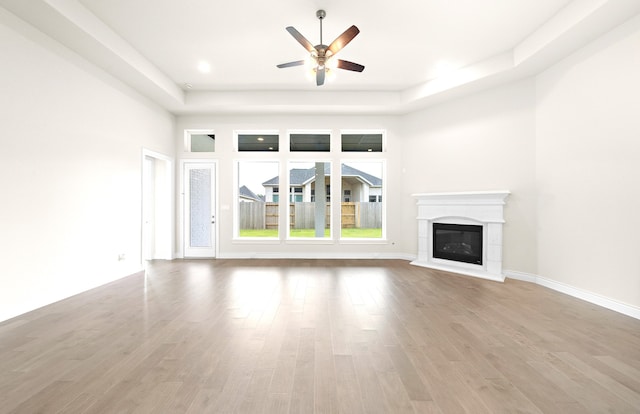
339,238,388,245
232,238,281,244
285,238,334,245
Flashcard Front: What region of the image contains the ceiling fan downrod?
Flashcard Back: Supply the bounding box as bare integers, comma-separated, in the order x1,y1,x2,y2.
316,9,326,46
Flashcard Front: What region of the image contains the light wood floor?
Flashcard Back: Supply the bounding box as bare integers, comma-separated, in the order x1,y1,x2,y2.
0,259,639,413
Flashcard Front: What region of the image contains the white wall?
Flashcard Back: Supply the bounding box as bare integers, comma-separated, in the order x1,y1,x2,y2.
175,114,407,259
536,14,640,309
400,79,538,274
0,16,175,321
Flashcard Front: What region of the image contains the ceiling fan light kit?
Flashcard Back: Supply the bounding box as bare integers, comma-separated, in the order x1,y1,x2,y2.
277,9,365,86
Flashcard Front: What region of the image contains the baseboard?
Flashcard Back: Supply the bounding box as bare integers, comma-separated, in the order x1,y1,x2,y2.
504,270,538,283
217,252,417,261
504,270,640,320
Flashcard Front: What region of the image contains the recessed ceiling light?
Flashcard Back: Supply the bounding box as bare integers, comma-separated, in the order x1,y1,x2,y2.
197,62,211,73
257,137,264,141
184,83,193,89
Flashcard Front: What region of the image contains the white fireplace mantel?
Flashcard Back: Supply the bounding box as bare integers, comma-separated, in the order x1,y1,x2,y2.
411,191,510,282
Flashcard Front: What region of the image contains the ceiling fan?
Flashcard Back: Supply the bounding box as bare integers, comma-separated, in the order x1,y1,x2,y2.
277,10,365,86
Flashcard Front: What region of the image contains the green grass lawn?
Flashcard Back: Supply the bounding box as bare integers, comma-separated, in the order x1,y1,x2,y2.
239,228,382,238
238,229,279,237
340,228,383,238
289,229,330,238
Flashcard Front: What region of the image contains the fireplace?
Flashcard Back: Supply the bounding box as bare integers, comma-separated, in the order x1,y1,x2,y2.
433,223,483,265
411,191,509,282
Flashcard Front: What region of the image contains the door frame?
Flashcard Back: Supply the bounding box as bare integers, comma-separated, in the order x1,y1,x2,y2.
141,148,174,262
179,159,218,258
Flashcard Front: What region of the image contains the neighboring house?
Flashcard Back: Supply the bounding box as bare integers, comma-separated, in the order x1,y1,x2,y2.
262,164,382,203
239,185,263,203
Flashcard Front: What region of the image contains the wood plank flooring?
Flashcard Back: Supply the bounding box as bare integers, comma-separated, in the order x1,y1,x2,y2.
0,259,639,413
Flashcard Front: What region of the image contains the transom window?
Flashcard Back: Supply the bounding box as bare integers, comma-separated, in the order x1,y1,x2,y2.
341,131,384,152
238,133,279,152
185,129,215,152
290,132,330,152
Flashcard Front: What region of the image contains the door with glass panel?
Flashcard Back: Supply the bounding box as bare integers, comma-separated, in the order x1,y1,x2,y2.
184,162,216,257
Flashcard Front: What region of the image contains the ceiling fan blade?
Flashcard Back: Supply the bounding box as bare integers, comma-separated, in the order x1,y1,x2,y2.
286,26,316,53
316,66,325,86
327,25,360,55
336,59,365,72
277,60,305,69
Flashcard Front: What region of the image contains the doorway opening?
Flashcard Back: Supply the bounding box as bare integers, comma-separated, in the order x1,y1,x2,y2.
142,149,174,262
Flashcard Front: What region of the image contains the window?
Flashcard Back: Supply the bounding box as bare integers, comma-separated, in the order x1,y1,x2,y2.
237,161,279,238
185,130,215,152
341,132,384,152
340,161,384,239
238,133,279,152
230,129,387,245
290,132,330,152
290,187,303,202
288,161,331,238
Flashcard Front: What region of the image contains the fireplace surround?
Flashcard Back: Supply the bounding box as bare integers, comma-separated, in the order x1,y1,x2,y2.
411,191,510,282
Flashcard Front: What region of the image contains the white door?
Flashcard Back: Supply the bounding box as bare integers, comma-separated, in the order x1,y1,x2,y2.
184,163,216,257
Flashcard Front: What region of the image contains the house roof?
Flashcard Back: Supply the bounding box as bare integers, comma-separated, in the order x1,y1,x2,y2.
262,164,381,187
239,185,263,202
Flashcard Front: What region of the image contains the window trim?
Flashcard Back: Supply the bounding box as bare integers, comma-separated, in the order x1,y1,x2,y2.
228,130,389,246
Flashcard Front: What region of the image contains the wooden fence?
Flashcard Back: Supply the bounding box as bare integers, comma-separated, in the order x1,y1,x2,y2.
343,202,382,228
239,202,381,229
238,202,265,229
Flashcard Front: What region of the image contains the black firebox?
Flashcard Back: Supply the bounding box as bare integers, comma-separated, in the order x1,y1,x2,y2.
433,223,483,265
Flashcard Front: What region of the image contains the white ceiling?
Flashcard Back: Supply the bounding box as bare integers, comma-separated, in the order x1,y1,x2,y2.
2,0,639,114
78,0,570,90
